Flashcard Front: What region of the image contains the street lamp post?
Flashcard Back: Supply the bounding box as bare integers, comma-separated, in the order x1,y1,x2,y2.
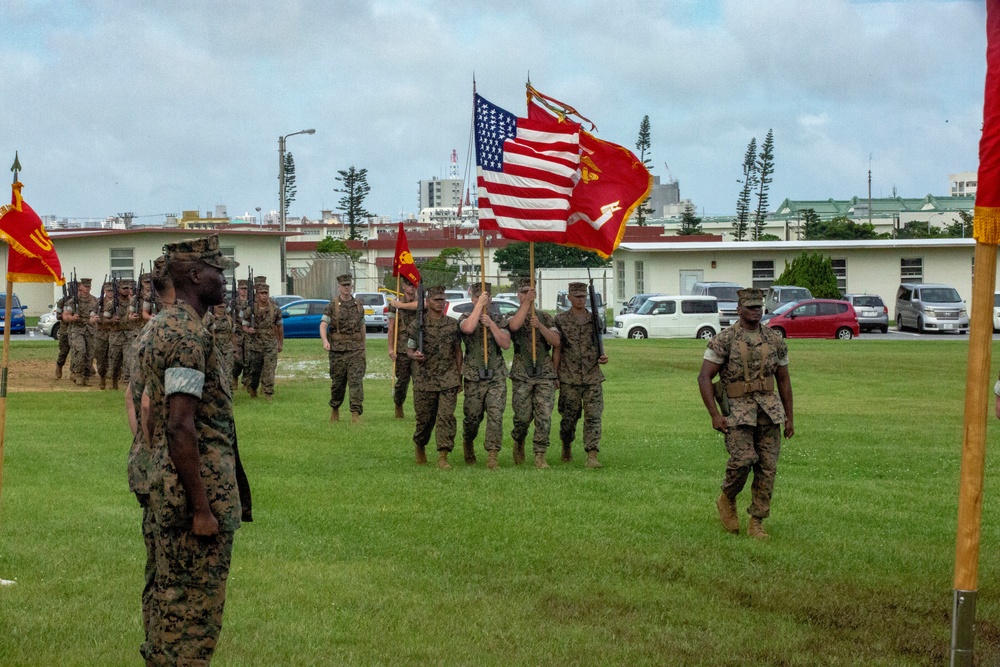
255,206,262,228
279,128,315,292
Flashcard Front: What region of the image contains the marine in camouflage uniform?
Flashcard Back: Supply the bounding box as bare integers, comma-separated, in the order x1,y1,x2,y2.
63,278,99,386
698,288,794,540
206,303,236,383
555,282,609,468
242,280,283,400
320,274,367,421
93,281,115,389
54,290,72,379
458,283,510,469
138,235,241,666
387,279,419,419
230,280,250,391
506,279,561,468
121,279,144,385
106,279,137,390
406,285,462,469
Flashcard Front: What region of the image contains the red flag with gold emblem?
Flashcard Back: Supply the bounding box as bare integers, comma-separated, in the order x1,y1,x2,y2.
393,222,421,286
0,181,64,284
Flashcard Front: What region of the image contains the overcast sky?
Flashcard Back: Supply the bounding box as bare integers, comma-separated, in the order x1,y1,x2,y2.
0,0,987,223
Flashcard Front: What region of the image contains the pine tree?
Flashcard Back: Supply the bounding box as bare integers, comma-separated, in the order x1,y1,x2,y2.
283,152,297,216
733,138,757,241
751,129,775,241
634,115,653,226
676,203,703,236
335,166,373,240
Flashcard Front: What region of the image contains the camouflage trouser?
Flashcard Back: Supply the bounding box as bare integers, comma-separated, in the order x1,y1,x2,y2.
510,378,556,453
94,330,111,379
722,409,781,519
108,330,126,381
245,342,278,396
215,341,233,385
328,349,366,415
231,335,245,385
56,326,70,367
122,328,138,383
413,387,459,451
69,329,94,379
463,376,507,451
392,356,413,408
558,382,604,452
137,499,156,657
146,527,234,667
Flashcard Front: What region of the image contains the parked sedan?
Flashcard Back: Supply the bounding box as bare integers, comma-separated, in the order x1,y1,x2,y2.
444,298,521,320
843,293,889,333
763,299,859,339
355,292,390,332
994,292,1000,332
280,299,330,338
0,293,27,334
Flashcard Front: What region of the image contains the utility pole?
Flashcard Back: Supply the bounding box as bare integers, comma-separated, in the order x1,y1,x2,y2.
867,154,873,228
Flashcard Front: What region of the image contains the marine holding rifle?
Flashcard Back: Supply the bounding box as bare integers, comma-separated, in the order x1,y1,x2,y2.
555,281,608,468
319,273,367,423
697,287,794,540
62,276,99,386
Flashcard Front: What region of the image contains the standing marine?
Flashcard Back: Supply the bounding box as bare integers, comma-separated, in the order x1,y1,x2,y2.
319,273,367,423
242,278,283,400
230,279,250,391
94,280,115,389
697,287,794,540
387,278,419,419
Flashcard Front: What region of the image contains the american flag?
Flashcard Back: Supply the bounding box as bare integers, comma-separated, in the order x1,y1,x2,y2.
474,93,580,242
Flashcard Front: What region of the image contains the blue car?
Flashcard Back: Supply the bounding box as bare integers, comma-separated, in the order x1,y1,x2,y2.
0,293,27,334
280,299,330,339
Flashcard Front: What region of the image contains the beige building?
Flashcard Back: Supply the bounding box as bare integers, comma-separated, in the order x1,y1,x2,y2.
612,238,995,310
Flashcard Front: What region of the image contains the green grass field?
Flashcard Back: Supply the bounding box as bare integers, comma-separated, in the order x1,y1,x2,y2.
2,337,1000,665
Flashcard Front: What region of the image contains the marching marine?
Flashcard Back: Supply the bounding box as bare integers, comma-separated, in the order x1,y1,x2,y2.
242,278,283,400
62,277,99,386
94,280,115,389
54,283,73,379
387,278,419,419
319,274,367,423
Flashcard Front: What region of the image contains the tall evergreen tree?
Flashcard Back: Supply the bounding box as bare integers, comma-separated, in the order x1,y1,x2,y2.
634,115,653,226
335,166,373,240
733,137,757,241
751,129,775,241
676,203,703,236
283,152,297,216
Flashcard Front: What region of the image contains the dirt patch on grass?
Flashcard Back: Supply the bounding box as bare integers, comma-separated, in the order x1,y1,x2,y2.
7,358,102,392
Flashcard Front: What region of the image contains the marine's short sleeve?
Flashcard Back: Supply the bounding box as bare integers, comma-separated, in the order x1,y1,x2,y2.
164,329,207,398
321,301,334,325
705,329,730,365
994,379,1000,397
775,336,790,366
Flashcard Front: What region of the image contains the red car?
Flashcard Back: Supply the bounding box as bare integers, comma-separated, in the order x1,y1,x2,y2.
763,299,860,339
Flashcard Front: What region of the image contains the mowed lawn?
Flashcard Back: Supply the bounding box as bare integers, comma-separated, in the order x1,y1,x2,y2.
2,337,1000,666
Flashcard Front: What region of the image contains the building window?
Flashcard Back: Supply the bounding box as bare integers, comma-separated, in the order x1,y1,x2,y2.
221,246,236,284
634,261,644,294
831,258,847,293
901,258,923,281
616,260,625,299
110,248,134,280
752,260,774,289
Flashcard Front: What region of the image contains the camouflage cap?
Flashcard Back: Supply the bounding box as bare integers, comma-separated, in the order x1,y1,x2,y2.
102,281,113,289
337,273,353,286
568,282,588,296
253,275,267,284
139,273,152,284
469,282,492,298
80,278,93,287
738,288,765,307
237,279,248,288
163,234,238,270
120,279,135,288
426,285,446,298
255,283,270,292
516,277,532,291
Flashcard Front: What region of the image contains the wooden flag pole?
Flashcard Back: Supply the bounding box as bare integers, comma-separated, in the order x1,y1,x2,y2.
480,234,487,369
0,283,13,498
530,242,537,363
391,274,400,382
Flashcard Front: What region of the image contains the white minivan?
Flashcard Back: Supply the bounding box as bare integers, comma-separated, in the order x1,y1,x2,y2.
611,295,720,340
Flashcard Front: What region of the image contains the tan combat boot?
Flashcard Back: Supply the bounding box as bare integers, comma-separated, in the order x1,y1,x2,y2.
561,441,572,462
463,440,476,465
586,450,602,468
437,451,451,470
330,407,339,422
112,378,119,390
55,364,62,380
716,494,740,534
350,412,360,424
748,517,769,540
534,452,550,469
394,404,404,419
99,376,106,390
487,450,499,470
513,440,525,465
414,444,427,465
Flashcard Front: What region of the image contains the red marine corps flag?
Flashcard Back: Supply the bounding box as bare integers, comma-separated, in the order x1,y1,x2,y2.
392,222,421,286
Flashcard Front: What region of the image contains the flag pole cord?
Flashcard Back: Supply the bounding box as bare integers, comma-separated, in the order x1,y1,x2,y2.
0,282,13,498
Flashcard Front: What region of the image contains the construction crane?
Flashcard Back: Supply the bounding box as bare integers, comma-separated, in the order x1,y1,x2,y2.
663,162,676,184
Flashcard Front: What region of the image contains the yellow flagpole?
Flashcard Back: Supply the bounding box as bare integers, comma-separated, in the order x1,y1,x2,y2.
391,274,400,382
480,235,487,368
530,242,537,364
0,282,13,498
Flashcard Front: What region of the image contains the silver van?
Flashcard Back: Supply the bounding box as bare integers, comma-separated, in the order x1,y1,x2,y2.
691,282,743,326
895,283,968,333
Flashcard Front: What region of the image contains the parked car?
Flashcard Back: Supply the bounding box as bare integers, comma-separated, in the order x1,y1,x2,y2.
354,292,390,332
38,309,58,338
691,282,744,327
445,298,521,321
611,295,720,340
764,285,813,314
280,299,330,338
762,299,859,339
843,293,889,333
994,292,1000,332
444,289,467,301
895,282,969,334
0,293,27,334
272,294,304,308
493,292,519,304
619,293,659,315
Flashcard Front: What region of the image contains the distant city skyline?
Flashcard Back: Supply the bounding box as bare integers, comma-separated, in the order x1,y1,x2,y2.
0,1,987,222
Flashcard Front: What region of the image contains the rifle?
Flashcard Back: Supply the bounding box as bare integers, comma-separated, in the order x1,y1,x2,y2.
98,273,108,321
112,274,120,320
586,268,605,359
69,268,79,315
247,267,256,330
148,262,158,313
415,281,425,354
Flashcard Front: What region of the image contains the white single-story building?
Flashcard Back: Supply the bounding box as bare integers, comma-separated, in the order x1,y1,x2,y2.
0,228,287,315
611,238,998,311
